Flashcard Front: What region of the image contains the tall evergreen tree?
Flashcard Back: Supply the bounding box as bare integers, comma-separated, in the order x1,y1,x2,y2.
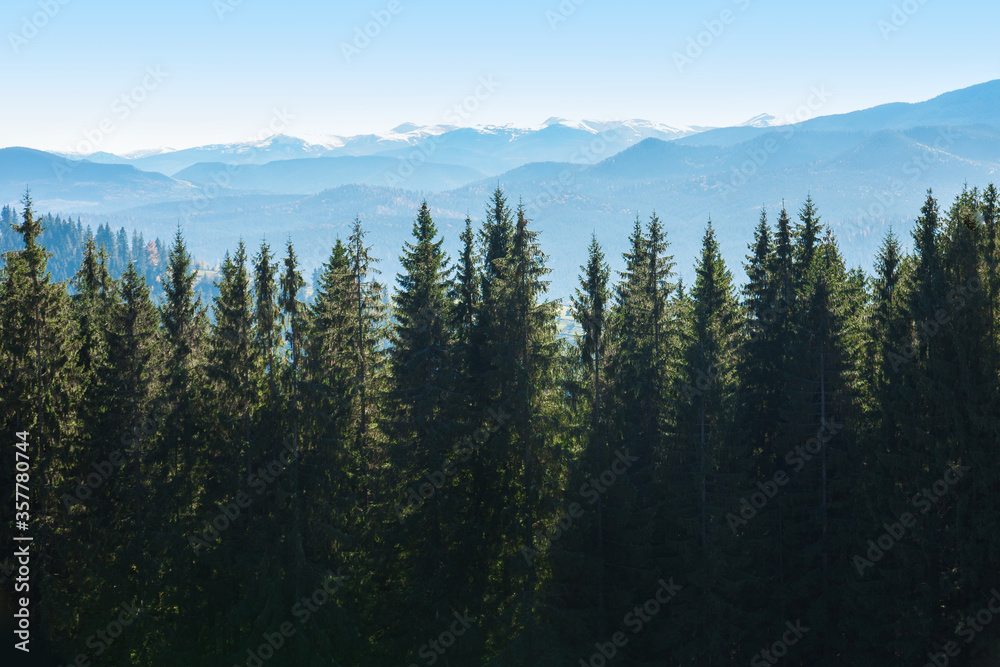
572,234,611,447
449,214,480,380
296,237,367,663
551,234,612,644
93,262,163,663
208,240,257,483
380,202,478,663
489,201,561,664
664,220,743,664
778,227,862,665
0,190,81,654
148,226,211,660
604,212,680,664
793,195,823,291
253,239,281,412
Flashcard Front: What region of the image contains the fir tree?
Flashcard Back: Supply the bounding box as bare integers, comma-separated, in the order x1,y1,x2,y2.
0,190,81,651
253,239,281,412
663,221,743,663
449,214,480,381
208,240,257,483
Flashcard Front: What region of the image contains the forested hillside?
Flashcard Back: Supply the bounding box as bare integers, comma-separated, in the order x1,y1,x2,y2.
0,203,167,293
1,184,999,666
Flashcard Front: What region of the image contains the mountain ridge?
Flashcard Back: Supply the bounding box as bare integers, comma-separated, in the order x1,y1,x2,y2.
4,79,1000,298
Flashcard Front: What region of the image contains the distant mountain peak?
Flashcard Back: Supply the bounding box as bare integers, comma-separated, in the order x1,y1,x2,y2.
120,147,177,159
739,113,780,128
391,122,422,133
257,133,306,145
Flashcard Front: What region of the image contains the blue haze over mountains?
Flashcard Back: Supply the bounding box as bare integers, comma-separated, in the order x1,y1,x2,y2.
2,80,999,298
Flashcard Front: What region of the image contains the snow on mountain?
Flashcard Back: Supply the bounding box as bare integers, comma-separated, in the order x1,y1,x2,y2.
536,117,706,140
121,146,179,159
54,114,780,166
739,113,782,128
49,116,778,176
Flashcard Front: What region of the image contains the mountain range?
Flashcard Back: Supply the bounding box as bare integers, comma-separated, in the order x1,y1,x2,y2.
3,80,1000,298
51,117,731,179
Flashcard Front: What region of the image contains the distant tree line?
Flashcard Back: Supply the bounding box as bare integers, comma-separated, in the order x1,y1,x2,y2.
1,183,999,666
0,204,168,292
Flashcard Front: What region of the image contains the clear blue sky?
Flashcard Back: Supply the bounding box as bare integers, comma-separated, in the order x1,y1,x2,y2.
3,0,998,153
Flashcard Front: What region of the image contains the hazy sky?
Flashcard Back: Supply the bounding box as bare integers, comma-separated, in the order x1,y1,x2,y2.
3,0,998,153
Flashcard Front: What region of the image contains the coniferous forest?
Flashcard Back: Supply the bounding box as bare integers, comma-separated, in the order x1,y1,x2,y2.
3,182,1000,666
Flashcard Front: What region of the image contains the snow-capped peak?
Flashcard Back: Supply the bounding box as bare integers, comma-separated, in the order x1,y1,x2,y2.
120,146,178,159
82,115,784,161
739,113,781,128
530,118,706,142
390,122,423,134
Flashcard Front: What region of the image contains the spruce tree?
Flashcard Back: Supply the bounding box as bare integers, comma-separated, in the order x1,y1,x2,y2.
661,221,743,664
96,262,163,663
279,239,306,456
381,202,480,664
732,208,792,657
559,234,612,638
793,195,823,285
779,227,862,665
0,190,81,653
449,214,480,381
604,212,679,664
297,237,365,663
492,201,561,664
572,234,610,446
151,226,210,660
253,239,281,412
933,189,998,645
208,240,257,483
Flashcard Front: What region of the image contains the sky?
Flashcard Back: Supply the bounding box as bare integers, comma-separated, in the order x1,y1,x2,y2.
2,0,998,154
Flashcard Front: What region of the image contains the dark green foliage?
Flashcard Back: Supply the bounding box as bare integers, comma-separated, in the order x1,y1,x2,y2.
3,186,1000,667
663,220,744,663
0,190,82,657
